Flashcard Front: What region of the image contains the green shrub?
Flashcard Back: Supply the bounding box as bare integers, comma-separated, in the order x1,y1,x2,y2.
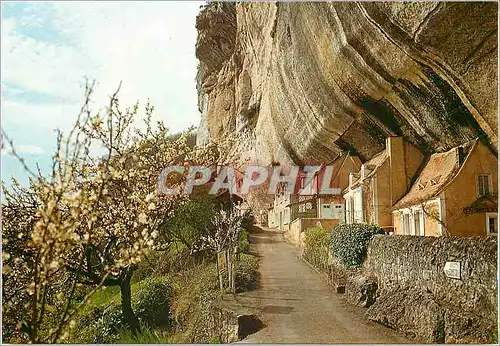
235,254,259,292
133,276,172,328
70,276,172,343
209,335,222,344
161,194,219,248
240,209,254,232
238,229,250,254
303,227,330,272
331,223,384,268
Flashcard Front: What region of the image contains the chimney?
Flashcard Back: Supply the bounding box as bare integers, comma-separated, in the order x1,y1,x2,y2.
386,136,407,205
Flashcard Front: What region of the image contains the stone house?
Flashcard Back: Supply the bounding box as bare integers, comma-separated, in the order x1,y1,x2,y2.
267,180,291,231
268,152,361,233
291,153,361,222
343,136,424,232
391,139,498,236
275,154,362,249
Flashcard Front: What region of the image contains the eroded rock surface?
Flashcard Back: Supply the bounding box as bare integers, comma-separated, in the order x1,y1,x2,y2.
195,2,497,164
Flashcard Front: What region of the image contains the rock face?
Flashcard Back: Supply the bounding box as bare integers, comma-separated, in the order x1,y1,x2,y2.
195,2,497,165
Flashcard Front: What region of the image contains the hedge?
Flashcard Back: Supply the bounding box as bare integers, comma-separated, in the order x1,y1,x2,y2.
330,223,384,268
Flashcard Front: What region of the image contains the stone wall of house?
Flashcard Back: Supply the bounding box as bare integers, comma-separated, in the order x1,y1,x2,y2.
359,235,497,343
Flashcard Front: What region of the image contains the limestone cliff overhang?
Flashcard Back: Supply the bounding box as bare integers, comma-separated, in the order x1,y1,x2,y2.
391,139,478,211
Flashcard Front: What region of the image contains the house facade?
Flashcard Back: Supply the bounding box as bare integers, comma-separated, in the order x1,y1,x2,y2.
343,136,424,232
391,139,498,237
291,153,361,223
267,181,292,230
269,136,497,238
268,153,361,232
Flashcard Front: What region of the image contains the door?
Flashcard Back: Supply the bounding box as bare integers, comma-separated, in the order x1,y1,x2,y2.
321,202,344,219
332,204,344,220
321,203,334,219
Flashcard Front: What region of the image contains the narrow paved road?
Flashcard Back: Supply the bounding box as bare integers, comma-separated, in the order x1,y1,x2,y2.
237,227,408,343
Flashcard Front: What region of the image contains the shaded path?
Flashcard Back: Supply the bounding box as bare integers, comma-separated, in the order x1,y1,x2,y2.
236,227,408,343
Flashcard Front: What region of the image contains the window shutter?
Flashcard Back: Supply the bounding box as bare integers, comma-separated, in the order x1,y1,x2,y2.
484,176,491,195
478,175,485,196
414,211,421,236
478,174,492,196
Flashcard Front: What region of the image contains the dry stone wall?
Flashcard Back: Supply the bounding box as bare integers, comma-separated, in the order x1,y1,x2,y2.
361,235,497,343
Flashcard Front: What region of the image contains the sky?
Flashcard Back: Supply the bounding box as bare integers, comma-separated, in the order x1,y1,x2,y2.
1,1,205,188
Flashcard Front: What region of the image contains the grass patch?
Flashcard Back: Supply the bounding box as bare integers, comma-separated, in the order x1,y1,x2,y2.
117,323,172,344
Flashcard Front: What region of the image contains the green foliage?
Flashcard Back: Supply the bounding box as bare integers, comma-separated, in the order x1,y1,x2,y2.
132,247,204,284
209,335,222,344
240,209,254,232
70,276,172,343
303,227,331,272
491,329,498,344
238,229,250,254
330,223,384,268
117,322,172,344
162,194,220,249
133,276,172,327
70,253,258,344
169,263,219,342
234,254,259,292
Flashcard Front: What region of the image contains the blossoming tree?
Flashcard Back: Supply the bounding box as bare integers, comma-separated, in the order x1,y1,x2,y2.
1,82,223,342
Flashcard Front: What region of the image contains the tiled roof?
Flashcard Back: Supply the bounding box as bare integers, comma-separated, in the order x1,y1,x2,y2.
348,150,388,190
464,194,498,214
392,139,477,210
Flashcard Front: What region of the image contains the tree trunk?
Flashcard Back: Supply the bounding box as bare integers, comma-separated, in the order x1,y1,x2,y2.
227,255,232,289
120,267,140,335
216,254,223,292
231,248,236,294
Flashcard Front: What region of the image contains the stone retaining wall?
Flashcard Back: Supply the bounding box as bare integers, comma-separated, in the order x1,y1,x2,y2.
361,235,497,343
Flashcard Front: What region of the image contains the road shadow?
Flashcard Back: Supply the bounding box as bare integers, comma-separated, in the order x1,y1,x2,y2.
248,226,284,245
238,314,266,339
249,225,281,235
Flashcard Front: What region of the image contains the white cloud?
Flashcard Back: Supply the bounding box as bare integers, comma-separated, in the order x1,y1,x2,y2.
1,144,45,156
18,144,45,155
2,99,81,133
2,1,204,136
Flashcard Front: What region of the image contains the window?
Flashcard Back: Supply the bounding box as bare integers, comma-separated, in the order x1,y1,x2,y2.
345,197,354,224
353,189,363,223
477,174,492,197
487,213,497,236
299,176,305,189
403,214,410,235
414,210,424,236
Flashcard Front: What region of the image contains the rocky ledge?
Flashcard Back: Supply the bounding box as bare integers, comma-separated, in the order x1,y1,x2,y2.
195,2,497,165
